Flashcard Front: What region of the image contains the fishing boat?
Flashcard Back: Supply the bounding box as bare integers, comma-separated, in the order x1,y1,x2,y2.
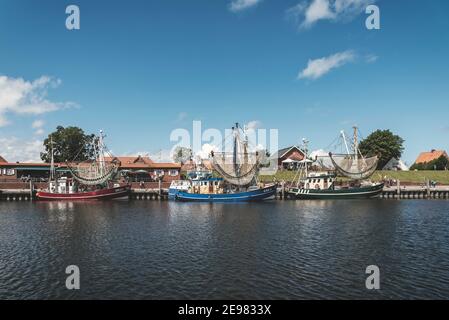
169,123,277,202
286,128,384,200
36,131,130,201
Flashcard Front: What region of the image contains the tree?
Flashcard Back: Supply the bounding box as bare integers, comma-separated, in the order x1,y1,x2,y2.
410,155,449,171
41,126,97,163
358,129,405,169
433,155,449,170
172,146,192,164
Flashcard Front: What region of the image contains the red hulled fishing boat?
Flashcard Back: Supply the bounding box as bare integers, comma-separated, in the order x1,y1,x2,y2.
36,130,130,201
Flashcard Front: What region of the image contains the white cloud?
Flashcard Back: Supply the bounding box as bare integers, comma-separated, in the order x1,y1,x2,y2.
287,0,375,29
0,137,44,163
229,0,262,12
31,119,46,136
149,149,174,162
365,54,379,63
298,50,355,80
34,129,45,136
31,119,45,129
196,143,219,160
245,120,262,131
0,75,75,127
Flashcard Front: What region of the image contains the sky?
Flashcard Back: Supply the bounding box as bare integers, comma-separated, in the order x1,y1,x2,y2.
0,0,448,164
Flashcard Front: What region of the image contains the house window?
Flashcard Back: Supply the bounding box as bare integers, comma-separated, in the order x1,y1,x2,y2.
168,170,179,176
154,169,165,176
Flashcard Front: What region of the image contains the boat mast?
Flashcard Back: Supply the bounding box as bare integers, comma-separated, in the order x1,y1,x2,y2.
302,138,309,178
97,130,106,176
50,136,55,181
353,126,359,162
98,130,106,176
233,123,239,177
340,130,351,155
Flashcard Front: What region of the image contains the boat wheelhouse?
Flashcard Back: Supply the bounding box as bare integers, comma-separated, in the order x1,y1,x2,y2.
301,172,337,190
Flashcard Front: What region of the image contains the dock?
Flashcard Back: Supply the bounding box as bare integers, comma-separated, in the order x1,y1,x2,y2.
2,182,449,201
380,186,449,199
275,184,449,200
0,188,170,201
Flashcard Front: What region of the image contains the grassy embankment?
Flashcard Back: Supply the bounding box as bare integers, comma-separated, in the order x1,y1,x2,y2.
259,170,449,185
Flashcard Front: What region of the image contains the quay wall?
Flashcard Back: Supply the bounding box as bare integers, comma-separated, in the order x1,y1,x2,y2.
0,181,172,201
2,182,449,201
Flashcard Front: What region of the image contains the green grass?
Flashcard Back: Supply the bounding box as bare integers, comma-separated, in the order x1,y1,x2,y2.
371,171,449,184
260,170,449,184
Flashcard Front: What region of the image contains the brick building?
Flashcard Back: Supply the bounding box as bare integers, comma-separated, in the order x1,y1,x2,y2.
270,146,305,170
0,155,181,185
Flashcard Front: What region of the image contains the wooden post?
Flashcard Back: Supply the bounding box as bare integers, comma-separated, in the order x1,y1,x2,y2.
426,179,430,199
396,179,400,199
281,181,285,200
30,180,33,201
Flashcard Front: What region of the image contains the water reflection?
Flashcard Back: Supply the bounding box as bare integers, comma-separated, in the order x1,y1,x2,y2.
1,200,449,299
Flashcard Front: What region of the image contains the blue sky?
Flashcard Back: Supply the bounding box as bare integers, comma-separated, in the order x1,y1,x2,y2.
0,0,448,164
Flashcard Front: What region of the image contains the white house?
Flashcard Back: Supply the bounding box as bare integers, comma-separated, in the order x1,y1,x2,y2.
382,158,409,171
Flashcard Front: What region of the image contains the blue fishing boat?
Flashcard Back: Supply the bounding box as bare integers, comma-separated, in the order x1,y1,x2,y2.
169,178,277,202
169,123,277,202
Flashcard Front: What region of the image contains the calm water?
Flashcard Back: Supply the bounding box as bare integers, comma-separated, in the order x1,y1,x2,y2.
1,200,449,300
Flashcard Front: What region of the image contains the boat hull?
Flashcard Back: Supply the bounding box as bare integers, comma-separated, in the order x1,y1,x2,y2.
169,184,277,202
36,185,131,201
287,183,384,200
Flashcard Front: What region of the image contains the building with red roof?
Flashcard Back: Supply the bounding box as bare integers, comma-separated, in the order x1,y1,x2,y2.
0,155,180,184
414,149,449,165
